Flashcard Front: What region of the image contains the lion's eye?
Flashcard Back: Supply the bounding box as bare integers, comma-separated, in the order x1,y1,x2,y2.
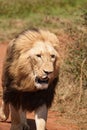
36,54,41,58
51,54,55,59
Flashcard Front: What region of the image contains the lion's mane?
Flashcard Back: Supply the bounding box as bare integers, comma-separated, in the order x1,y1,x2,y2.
2,28,59,111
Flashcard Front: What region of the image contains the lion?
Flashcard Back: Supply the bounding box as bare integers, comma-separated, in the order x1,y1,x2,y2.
0,29,60,130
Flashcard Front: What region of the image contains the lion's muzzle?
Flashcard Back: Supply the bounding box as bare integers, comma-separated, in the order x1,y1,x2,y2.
35,76,49,84
35,76,49,90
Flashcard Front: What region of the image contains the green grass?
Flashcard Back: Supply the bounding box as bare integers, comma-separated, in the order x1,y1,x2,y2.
0,0,87,18
0,0,87,41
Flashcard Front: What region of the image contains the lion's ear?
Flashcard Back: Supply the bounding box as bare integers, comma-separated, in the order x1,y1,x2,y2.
47,32,59,49
48,32,59,46
51,35,60,56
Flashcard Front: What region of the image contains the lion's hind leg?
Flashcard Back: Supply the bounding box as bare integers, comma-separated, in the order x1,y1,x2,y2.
0,101,9,121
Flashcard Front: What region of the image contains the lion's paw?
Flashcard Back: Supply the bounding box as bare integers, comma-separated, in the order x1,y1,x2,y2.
22,124,30,130
0,107,8,121
11,123,30,130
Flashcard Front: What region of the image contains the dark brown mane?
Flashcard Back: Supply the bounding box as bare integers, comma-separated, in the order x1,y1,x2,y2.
3,77,58,111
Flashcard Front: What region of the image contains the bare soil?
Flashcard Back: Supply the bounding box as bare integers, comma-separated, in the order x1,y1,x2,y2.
0,43,79,130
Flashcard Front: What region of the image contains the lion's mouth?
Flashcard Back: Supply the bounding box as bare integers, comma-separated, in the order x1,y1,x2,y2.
35,76,49,84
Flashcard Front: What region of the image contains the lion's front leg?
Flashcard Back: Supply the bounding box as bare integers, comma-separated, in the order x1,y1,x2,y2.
10,104,30,130
0,101,9,121
35,104,48,130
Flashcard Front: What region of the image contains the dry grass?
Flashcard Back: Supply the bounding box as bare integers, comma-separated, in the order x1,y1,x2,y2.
53,24,87,129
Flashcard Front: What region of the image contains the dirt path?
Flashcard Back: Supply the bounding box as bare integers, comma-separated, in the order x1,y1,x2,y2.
0,43,78,130
0,43,7,95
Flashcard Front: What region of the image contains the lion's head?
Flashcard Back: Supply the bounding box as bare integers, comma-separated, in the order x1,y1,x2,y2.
8,29,60,91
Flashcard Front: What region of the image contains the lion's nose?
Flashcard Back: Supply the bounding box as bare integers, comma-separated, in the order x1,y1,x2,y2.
43,70,53,75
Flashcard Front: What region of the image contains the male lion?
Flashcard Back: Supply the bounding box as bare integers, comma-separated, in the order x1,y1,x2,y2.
0,29,60,130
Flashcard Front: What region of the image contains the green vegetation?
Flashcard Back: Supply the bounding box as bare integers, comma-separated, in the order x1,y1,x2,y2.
0,0,87,18
0,0,87,41
0,0,87,129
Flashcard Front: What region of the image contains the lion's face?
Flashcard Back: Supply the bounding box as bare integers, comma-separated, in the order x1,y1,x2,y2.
28,41,59,90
